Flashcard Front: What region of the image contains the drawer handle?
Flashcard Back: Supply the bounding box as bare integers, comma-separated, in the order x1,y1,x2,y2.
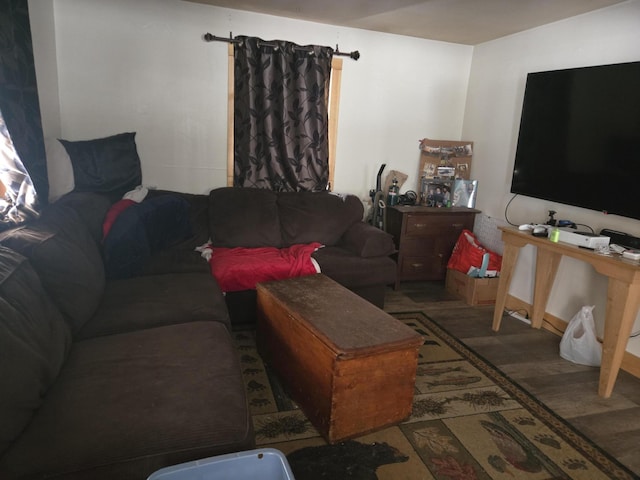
411,263,424,268
451,223,464,228
413,223,427,228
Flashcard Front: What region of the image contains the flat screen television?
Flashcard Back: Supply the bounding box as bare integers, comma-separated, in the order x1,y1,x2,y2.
510,61,640,221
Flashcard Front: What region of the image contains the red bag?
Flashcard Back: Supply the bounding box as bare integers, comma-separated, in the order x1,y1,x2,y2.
447,229,502,274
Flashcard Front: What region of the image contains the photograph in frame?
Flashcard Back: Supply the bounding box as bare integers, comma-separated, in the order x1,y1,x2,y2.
452,179,478,208
421,179,454,207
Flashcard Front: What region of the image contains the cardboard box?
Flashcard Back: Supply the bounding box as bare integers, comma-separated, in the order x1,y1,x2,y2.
445,268,499,306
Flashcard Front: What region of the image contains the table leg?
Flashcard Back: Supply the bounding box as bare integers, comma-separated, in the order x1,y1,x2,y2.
531,249,562,329
599,279,640,398
493,243,520,332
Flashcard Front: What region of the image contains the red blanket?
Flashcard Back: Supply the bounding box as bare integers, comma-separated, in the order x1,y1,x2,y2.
209,243,322,292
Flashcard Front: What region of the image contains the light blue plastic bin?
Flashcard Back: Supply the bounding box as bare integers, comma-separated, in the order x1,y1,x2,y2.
147,448,295,480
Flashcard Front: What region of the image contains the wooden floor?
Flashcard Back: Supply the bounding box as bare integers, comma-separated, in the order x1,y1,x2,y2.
384,281,640,476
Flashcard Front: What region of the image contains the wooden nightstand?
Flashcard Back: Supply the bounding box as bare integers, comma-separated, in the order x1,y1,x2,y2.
386,206,480,289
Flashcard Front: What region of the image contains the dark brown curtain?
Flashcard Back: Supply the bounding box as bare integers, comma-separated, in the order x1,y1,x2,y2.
0,0,43,229
233,36,333,192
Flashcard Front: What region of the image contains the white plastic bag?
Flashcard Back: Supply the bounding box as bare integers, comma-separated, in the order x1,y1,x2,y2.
559,305,602,367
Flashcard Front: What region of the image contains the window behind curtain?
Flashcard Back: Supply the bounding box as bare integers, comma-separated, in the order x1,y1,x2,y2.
0,109,39,229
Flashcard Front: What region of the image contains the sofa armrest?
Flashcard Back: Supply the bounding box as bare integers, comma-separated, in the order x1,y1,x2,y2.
339,222,396,258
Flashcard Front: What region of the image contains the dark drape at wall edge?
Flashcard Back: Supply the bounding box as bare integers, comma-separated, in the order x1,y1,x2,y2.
0,0,47,224
233,36,332,192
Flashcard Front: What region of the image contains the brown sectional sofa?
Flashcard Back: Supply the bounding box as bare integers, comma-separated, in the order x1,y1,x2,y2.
0,186,396,479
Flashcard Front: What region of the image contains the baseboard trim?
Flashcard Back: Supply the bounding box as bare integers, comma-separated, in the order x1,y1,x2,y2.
505,295,640,379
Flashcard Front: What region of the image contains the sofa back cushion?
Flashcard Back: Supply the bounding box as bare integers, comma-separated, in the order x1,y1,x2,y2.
278,192,364,246
53,191,112,244
0,246,72,455
0,206,105,334
208,187,282,248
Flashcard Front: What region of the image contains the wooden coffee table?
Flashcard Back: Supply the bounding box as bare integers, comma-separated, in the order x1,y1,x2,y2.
256,274,424,443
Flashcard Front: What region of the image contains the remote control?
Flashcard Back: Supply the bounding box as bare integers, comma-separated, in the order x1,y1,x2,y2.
518,223,545,231
609,244,626,254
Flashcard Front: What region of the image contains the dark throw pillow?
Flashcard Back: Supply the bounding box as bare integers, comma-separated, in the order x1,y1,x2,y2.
59,132,142,199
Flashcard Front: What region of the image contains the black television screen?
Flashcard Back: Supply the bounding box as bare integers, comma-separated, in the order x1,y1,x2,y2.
510,61,640,220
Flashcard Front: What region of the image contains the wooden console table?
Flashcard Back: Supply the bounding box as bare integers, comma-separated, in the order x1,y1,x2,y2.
493,227,640,398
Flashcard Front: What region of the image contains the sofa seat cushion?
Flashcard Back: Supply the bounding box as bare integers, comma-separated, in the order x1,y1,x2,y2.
208,187,282,248
0,246,72,456
277,192,364,246
312,246,397,288
0,322,254,480
340,222,396,258
140,249,210,275
77,272,230,339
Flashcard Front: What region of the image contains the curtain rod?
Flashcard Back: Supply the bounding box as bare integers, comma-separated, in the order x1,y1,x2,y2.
203,32,360,61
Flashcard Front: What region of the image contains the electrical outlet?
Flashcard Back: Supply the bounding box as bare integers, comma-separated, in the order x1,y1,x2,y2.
508,310,531,324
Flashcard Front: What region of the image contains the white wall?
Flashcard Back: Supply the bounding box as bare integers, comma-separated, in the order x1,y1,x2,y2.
34,0,472,200
462,0,640,355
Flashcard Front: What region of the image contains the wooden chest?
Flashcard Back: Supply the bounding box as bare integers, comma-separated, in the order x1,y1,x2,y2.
256,274,424,443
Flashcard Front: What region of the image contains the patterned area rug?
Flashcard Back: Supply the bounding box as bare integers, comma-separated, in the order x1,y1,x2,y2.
233,311,636,479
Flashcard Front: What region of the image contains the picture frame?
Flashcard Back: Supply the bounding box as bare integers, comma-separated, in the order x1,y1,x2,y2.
418,138,474,181
452,179,478,208
421,179,454,207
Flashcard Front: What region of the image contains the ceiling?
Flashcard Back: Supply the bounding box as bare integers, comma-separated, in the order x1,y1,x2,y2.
186,0,627,45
